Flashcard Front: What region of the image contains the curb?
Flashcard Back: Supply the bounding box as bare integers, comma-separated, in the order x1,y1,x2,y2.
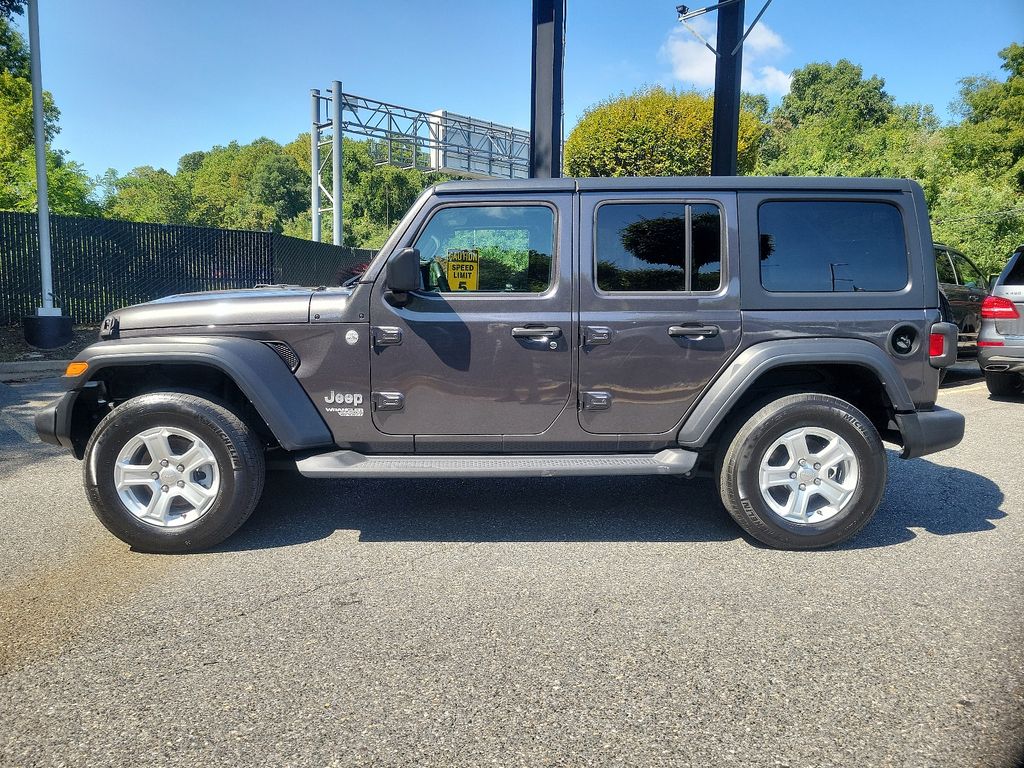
0,360,69,382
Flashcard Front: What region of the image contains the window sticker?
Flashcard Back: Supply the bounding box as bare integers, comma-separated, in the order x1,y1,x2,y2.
444,249,480,291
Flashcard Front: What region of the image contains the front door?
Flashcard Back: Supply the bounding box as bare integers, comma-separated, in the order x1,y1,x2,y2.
576,193,741,435
370,196,573,436
947,249,988,346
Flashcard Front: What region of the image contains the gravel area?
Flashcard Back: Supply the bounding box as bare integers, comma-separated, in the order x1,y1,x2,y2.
0,325,98,363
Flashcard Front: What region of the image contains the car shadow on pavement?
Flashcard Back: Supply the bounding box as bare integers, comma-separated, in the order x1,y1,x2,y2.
939,360,982,390
226,473,742,550
840,453,1006,549
219,452,1006,552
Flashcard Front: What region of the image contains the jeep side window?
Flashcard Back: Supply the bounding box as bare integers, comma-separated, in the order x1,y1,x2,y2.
594,202,722,292
412,205,554,293
758,201,909,292
935,248,957,285
950,251,987,290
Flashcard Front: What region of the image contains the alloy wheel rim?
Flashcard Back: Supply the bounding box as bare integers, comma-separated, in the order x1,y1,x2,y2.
113,426,220,528
757,426,859,524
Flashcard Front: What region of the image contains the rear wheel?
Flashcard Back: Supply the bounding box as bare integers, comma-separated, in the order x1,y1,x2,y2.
717,393,887,550
83,392,265,553
985,371,1024,397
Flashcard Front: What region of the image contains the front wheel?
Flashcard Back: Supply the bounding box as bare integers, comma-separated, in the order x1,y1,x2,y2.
83,392,266,553
717,393,887,550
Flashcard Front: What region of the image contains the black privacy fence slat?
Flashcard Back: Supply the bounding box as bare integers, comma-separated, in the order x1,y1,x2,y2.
0,212,376,325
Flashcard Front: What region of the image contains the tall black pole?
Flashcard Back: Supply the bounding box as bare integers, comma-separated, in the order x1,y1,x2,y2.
710,0,745,176
530,0,564,179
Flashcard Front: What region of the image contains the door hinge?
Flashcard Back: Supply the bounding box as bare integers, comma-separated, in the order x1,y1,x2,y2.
582,326,613,346
581,391,612,411
372,391,405,411
371,326,403,346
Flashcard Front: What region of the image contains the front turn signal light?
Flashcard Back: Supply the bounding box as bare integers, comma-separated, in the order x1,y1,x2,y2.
64,361,88,377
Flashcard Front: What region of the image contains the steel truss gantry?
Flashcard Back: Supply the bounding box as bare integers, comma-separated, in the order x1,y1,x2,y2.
310,82,530,243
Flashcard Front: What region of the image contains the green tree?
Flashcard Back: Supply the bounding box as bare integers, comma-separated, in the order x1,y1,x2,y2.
930,43,1024,274
758,60,905,175
777,59,894,129
0,1,24,19
0,19,97,215
0,13,28,76
248,151,306,225
564,87,764,177
103,166,189,223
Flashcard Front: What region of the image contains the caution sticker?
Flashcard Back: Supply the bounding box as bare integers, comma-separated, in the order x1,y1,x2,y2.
445,249,479,291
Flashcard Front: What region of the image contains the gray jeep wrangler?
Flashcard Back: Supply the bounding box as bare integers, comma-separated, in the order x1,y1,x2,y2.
36,177,964,553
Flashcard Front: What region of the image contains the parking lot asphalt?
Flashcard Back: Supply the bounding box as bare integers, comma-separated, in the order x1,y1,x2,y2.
0,361,1021,768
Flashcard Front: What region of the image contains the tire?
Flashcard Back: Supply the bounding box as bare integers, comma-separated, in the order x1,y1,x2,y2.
985,371,1024,397
717,393,887,550
83,392,265,553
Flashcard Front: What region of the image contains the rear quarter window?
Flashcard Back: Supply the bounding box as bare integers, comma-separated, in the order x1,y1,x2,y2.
758,201,909,292
1003,253,1024,285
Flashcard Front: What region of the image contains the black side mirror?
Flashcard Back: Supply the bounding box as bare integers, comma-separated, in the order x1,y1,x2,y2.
386,247,421,295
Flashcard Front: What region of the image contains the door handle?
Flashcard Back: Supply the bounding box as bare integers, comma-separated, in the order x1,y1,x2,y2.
583,326,613,345
668,324,720,339
511,326,563,339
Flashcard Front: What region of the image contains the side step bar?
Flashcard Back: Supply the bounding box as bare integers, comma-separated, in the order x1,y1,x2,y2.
295,448,699,479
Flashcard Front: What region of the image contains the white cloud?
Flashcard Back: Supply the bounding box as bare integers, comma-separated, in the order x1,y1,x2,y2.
745,22,787,57
746,65,792,95
661,18,792,97
661,18,718,88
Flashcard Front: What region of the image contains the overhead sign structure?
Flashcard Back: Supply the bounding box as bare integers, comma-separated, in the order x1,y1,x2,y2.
310,85,530,244
429,111,529,179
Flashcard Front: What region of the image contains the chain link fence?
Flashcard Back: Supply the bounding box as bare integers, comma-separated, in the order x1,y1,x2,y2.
0,212,375,325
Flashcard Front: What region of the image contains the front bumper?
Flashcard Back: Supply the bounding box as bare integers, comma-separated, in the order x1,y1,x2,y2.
34,389,77,450
894,406,965,460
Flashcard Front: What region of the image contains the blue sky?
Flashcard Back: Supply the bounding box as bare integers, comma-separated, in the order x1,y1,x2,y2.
13,0,1023,179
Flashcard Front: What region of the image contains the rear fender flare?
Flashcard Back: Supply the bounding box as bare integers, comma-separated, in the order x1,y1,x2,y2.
677,338,916,448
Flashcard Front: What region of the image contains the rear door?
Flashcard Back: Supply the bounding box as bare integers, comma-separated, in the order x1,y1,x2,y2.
576,192,741,435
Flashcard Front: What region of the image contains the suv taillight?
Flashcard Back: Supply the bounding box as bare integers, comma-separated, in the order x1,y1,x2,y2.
981,295,1020,319
928,333,945,357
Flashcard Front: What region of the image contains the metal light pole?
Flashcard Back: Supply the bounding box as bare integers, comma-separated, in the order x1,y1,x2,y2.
331,81,343,246
310,89,321,242
24,0,71,348
310,85,343,244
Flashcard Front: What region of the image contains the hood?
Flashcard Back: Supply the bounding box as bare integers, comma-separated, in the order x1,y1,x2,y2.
107,286,319,332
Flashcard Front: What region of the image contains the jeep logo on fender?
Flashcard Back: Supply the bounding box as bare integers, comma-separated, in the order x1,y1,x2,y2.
324,391,363,406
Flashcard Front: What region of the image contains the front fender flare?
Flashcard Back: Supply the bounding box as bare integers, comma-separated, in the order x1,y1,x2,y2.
67,336,333,451
676,338,916,448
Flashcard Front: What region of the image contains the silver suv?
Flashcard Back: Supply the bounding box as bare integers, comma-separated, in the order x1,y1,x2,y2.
979,245,1024,396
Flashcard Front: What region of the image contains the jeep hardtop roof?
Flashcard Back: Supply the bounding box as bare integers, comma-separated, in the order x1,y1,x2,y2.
433,176,919,196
